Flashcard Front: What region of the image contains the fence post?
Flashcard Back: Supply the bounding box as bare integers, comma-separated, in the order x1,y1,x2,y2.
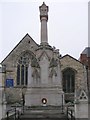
6,111,9,120
61,94,64,113
17,110,19,119
67,107,68,119
15,107,16,120
71,109,73,120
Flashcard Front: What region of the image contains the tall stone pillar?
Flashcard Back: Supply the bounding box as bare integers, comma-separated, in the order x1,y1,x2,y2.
39,2,49,45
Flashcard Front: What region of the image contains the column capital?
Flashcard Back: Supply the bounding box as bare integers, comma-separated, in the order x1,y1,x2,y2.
39,2,49,21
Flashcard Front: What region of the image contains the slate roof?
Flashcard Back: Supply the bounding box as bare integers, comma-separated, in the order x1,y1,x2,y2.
81,47,90,57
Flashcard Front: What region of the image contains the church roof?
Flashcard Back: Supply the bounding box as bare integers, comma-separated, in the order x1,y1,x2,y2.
1,33,39,64
60,54,83,65
81,47,90,57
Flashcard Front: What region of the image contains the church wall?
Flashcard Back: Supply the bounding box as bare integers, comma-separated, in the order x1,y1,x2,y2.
88,70,90,91
1,36,40,103
60,55,87,95
1,52,87,104
2,35,38,66
1,35,38,87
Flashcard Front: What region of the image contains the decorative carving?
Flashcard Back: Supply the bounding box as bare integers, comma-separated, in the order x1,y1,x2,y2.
79,90,88,100
31,57,40,68
32,68,40,84
18,51,34,65
38,51,50,61
49,58,58,68
32,69,40,78
39,2,49,20
49,68,57,78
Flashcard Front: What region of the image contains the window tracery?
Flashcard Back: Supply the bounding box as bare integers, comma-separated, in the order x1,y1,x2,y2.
17,52,40,86
17,52,31,86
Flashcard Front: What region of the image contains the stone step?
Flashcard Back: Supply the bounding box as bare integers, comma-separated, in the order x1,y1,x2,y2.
2,106,67,120
19,118,67,120
19,106,67,120
20,114,67,120
25,106,62,110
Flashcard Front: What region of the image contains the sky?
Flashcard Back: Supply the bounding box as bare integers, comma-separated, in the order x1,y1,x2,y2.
0,0,89,63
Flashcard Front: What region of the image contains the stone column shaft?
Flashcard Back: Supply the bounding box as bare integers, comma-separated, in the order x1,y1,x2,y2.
41,17,48,44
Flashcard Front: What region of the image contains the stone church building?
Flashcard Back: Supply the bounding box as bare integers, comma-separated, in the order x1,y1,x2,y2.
1,2,89,107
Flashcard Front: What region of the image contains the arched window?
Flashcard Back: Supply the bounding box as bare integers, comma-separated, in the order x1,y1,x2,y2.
62,68,75,93
17,64,28,86
17,53,30,86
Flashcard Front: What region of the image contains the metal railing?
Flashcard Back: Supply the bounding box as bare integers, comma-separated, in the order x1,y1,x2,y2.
6,107,20,120
6,101,24,120
66,107,75,120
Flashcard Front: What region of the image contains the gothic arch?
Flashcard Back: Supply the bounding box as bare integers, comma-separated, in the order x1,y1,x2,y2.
16,50,37,86
62,67,77,73
17,50,36,65
38,51,50,61
62,67,76,93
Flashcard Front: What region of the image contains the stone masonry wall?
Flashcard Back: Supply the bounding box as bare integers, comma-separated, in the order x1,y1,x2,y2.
60,55,87,96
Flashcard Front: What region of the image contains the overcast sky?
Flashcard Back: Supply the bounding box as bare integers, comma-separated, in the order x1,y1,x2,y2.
0,0,89,63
